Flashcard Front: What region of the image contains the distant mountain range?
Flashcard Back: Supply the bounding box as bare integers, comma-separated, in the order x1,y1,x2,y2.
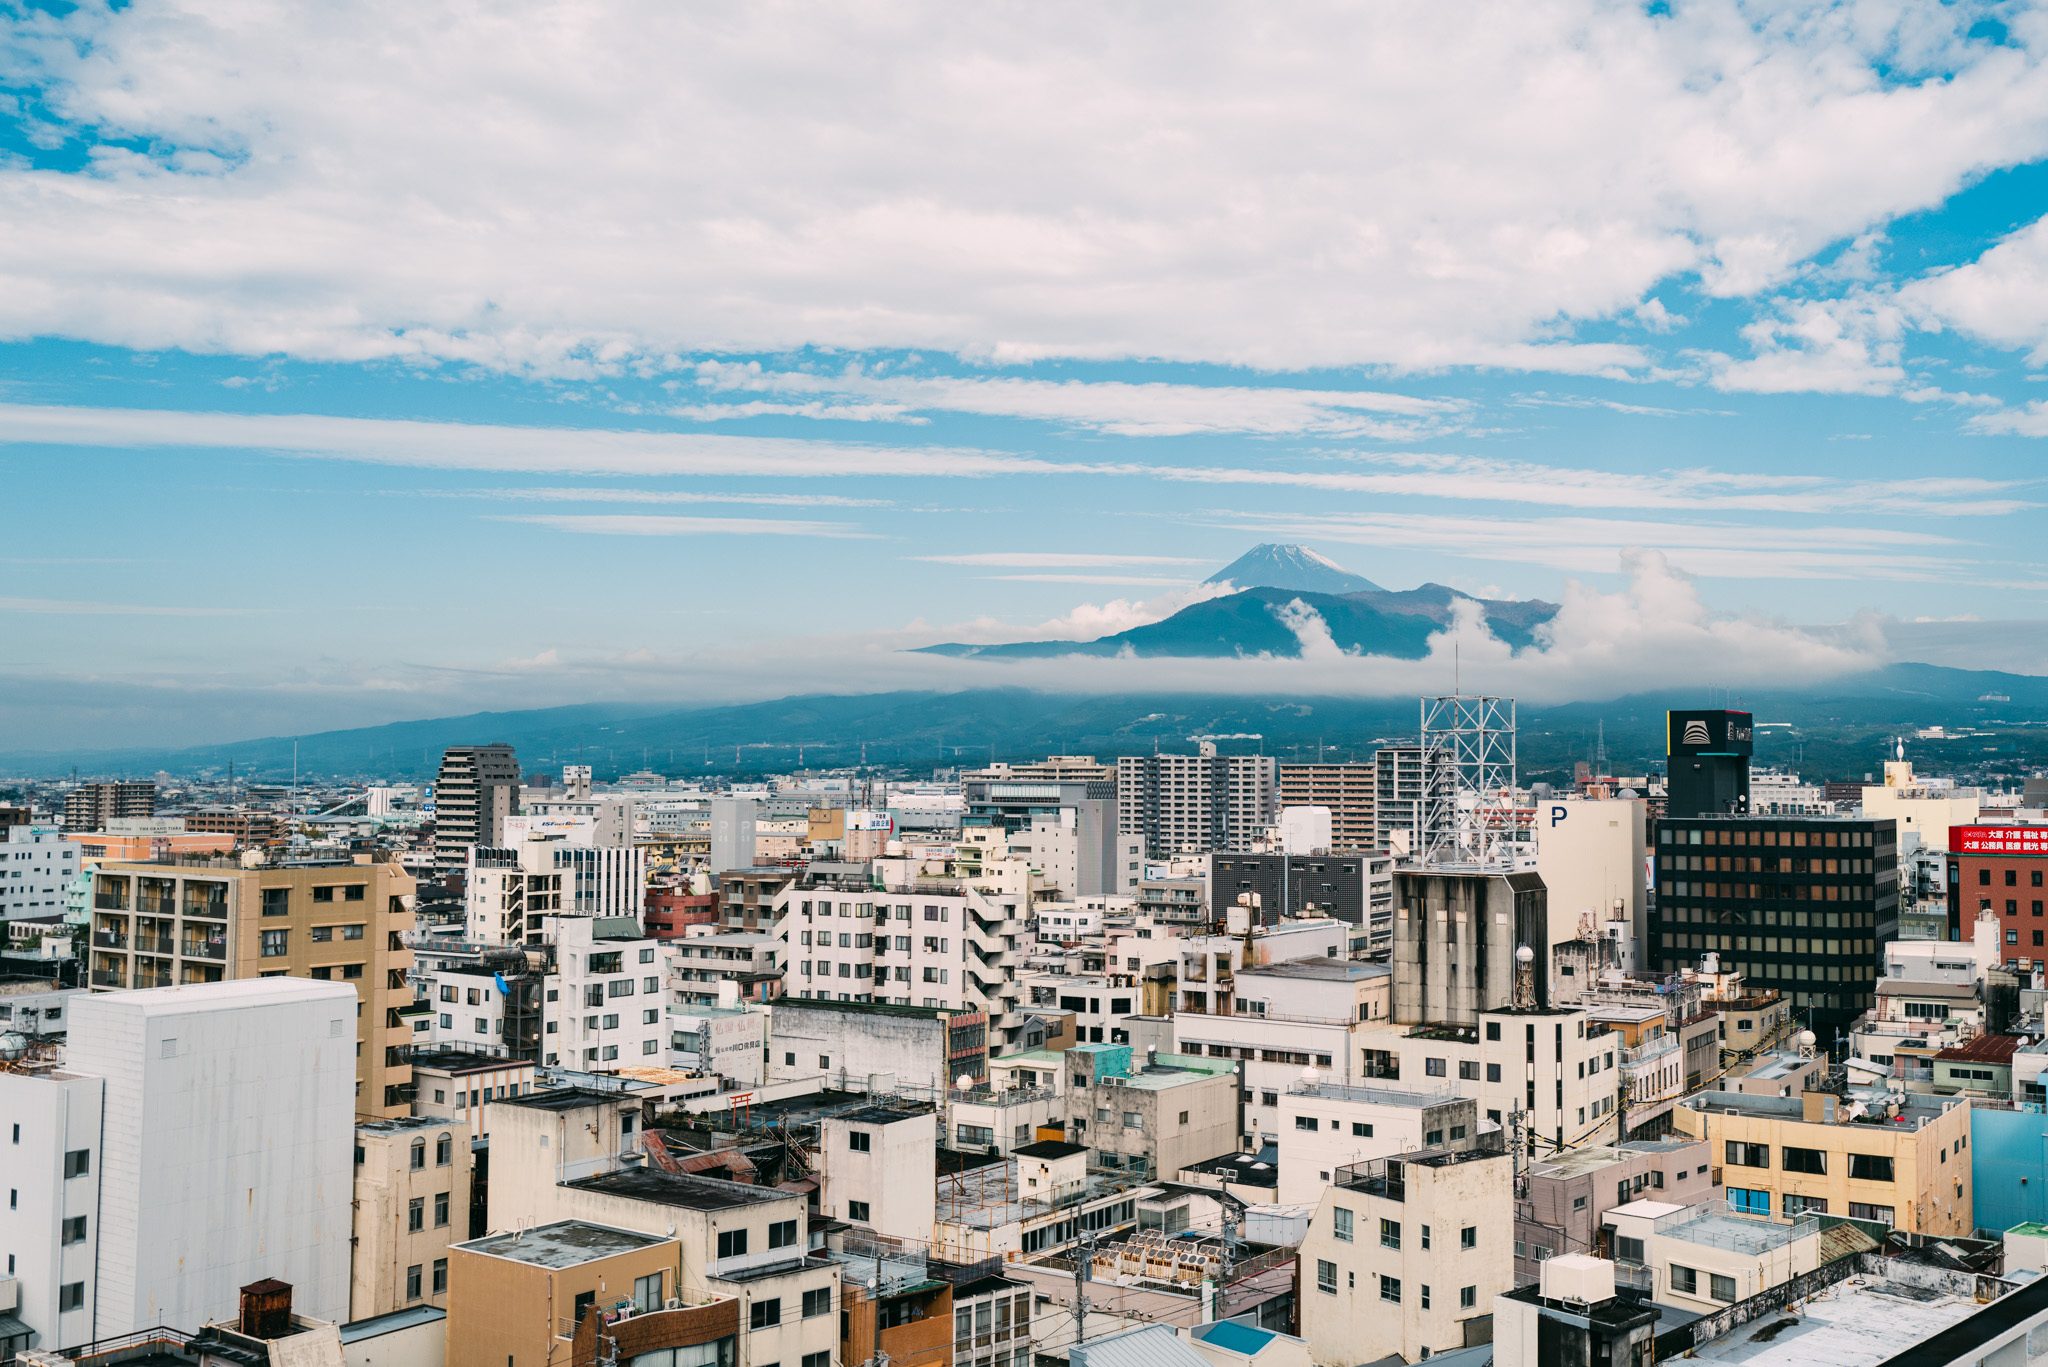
14,663,2048,780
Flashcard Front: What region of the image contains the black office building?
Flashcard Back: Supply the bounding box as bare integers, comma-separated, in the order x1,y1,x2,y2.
1210,851,1385,929
1665,709,1754,818
1651,814,1898,1041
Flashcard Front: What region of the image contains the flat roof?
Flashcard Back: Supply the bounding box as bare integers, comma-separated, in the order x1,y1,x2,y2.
773,997,959,1021
1612,1198,1689,1219
408,1048,527,1074
564,1167,797,1213
356,1115,453,1136
501,1087,627,1113
456,1220,670,1270
339,1306,446,1342
71,975,356,1015
1015,1140,1089,1160
1238,958,1388,981
1690,1277,1985,1366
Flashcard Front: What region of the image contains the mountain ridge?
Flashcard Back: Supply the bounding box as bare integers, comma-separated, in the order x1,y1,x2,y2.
1205,542,1383,595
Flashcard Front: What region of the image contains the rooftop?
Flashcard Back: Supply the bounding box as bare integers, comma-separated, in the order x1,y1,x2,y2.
563,1167,797,1212
501,1086,631,1114
772,997,962,1021
1288,1079,1463,1110
1238,958,1389,982
1689,1277,1987,1367
1015,1140,1089,1160
456,1220,671,1269
356,1115,453,1136
407,1048,528,1074
71,975,356,1015
1935,1033,2020,1065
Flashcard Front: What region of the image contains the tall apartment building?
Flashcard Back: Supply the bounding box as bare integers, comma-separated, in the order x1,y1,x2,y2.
960,774,1126,895
432,744,520,873
1117,751,1277,855
0,824,81,919
1375,746,1456,855
1280,762,1376,851
182,807,281,845
464,831,648,945
0,977,358,1348
86,855,419,1116
57,782,154,834
1649,815,1897,1041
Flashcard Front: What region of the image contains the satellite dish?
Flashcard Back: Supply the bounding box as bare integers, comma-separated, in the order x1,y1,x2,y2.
0,1033,27,1063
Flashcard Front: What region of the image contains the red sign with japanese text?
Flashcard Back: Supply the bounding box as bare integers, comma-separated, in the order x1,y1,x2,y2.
1951,825,2048,855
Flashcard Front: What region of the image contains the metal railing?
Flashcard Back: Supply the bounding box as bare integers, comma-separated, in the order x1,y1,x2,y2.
134,936,176,956
90,970,127,988
181,940,226,960
91,932,128,950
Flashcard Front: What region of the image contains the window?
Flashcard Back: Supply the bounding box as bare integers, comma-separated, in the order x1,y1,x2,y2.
261,887,290,916
311,926,332,943
1460,1286,1477,1309
1710,1273,1738,1303
1380,1275,1401,1304
1782,1146,1826,1175
769,1219,799,1249
1725,1140,1769,1168
1422,1284,1432,1310
1728,1188,1771,1218
849,1130,871,1152
1295,1115,1319,1131
63,1149,89,1179
1784,1194,1829,1216
803,1287,831,1317
750,1299,781,1330
1486,1062,1501,1082
1422,1225,1431,1250
59,1282,84,1312
1381,1218,1401,1249
1316,1259,1337,1294
408,1197,425,1232
261,929,289,957
1333,1207,1353,1242
406,1265,422,1301
436,1134,453,1165
717,1229,748,1259
1460,1225,1477,1250
434,1192,450,1227
1352,1122,1374,1137
1849,1202,1896,1226
1425,1057,1447,1077
433,1258,448,1294
1848,1153,1895,1182
342,923,364,940
1613,1234,1643,1265
849,1200,871,1221
61,1215,87,1245
1671,1265,1698,1294
1123,1112,1142,1129
313,885,335,903
1485,1022,1500,1041
1458,1060,1479,1080
803,1354,831,1367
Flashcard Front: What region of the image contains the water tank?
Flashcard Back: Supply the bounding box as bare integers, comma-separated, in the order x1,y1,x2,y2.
1540,1254,1615,1305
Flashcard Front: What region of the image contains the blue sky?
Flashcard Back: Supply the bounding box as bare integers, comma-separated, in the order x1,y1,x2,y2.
9,1,2048,750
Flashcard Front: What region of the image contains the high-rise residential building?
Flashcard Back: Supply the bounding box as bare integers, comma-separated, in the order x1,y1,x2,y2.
1280,761,1376,851
1649,814,1897,1041
1117,750,1277,855
85,855,419,1115
464,830,648,945
1374,746,1456,856
432,743,520,872
0,977,358,1349
961,773,1125,894
182,807,281,845
58,782,155,833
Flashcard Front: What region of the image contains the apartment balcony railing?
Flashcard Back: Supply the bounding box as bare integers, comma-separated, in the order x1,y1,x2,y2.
136,970,174,989
137,897,176,917
93,893,129,911
182,939,226,960
91,931,129,950
135,936,176,955
91,969,127,988
181,898,228,920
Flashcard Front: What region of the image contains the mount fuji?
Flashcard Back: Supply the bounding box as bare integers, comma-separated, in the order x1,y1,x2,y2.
1206,543,1384,595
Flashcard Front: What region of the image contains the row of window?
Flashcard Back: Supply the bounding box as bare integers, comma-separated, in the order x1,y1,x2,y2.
1660,827,1877,849
1723,1142,1897,1179
744,1286,833,1330
1662,881,1877,902
715,1220,801,1259
1313,1259,1478,1308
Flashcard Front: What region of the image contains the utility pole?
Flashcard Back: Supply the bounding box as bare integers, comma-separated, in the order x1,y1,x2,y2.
1072,1231,1096,1353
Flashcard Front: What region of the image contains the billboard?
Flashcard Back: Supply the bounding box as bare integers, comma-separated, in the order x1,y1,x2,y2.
1666,709,1754,758
1951,826,2048,856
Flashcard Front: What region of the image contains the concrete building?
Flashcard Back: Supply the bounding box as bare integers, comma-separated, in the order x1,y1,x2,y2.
1512,1138,1716,1283
484,1089,839,1367
1118,752,1278,856
1063,1042,1237,1183
1534,797,1647,990
667,929,781,1006
768,997,990,1091
933,1139,1142,1263
0,1060,104,1353
0,826,81,922
1493,1257,1658,1367
1863,760,1982,856
350,1116,473,1320
432,744,520,874
1605,1195,1862,1316
1650,815,1898,1041
87,855,418,1116
1947,824,2048,962
1298,1133,1515,1366
57,783,154,835
1209,851,1394,944
69,977,358,1335
465,831,648,945
666,998,765,1085
1664,709,1753,819
1274,1080,1477,1204
546,916,670,1072
1670,1086,1973,1234
960,773,1127,896
814,1105,938,1240
1279,762,1376,852
445,1222,735,1367
1174,959,1395,1132
1391,867,1551,1024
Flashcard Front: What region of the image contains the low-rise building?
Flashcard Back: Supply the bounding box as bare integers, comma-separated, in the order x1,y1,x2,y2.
1670,1086,1974,1234
1513,1138,1717,1284
1604,1195,1866,1314
1298,1133,1516,1366
933,1140,1143,1263
1064,1042,1237,1182
767,997,989,1092
351,1116,473,1319
1274,1079,1476,1205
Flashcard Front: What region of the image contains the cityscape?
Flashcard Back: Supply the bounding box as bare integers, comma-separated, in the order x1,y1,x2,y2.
13,6,2048,1367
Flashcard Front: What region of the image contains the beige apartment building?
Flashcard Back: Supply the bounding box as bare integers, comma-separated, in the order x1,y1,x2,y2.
1279,761,1377,851
352,1115,474,1320
88,854,419,1117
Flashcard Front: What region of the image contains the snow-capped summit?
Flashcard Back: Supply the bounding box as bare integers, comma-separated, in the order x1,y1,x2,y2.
1204,543,1383,595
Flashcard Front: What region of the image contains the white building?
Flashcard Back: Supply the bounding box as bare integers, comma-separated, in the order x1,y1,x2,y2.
666,996,766,1085
0,826,81,921
1272,1080,1477,1204
464,831,647,945
1534,797,1647,992
0,1062,104,1352
814,1106,938,1240
546,917,670,1071
1117,751,1278,856
1175,958,1393,1126
64,977,357,1336
1861,761,1982,851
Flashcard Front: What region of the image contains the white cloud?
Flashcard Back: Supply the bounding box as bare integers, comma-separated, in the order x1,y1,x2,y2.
0,595,267,616
687,363,1464,438
490,514,876,538
420,486,891,508
1703,295,1908,395
979,574,1199,586
5,401,2023,516
0,2,2043,373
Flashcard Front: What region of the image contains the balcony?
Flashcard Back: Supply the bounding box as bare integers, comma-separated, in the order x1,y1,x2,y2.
135,935,176,956
182,939,227,960
91,931,129,951
93,892,129,911
182,896,228,920
91,969,127,988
